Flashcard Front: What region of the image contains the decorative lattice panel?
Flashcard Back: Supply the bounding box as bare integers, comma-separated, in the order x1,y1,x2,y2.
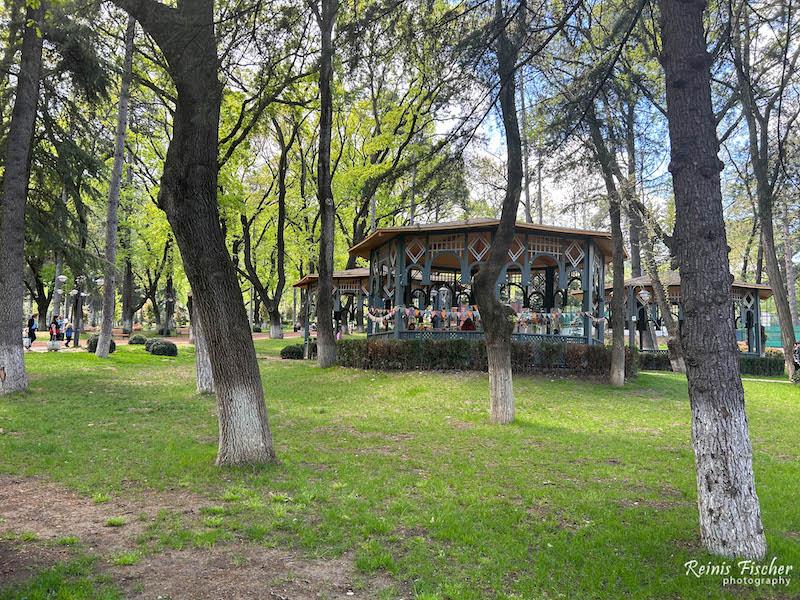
528,236,563,259
508,236,525,261
429,234,465,255
405,238,426,263
469,235,490,261
565,241,584,267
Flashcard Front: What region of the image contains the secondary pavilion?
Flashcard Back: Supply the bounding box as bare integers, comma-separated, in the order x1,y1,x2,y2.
293,268,370,335
611,273,773,357
345,218,616,344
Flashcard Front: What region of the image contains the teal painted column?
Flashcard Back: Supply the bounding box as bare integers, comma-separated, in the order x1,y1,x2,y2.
582,238,594,344
394,238,405,339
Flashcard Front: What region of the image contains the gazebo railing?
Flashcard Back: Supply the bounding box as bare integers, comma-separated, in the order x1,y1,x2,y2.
367,330,591,344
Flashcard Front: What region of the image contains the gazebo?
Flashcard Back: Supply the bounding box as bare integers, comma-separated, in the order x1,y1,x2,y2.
613,273,772,357
345,218,617,345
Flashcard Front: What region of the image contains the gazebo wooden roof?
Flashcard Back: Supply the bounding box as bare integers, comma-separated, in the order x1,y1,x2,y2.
347,218,622,262
292,268,370,289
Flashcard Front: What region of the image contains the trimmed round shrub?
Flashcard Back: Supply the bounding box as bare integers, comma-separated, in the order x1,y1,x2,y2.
85,334,116,354
149,339,178,356
158,327,171,336
252,326,262,333
128,334,147,345
144,337,163,352
280,344,304,360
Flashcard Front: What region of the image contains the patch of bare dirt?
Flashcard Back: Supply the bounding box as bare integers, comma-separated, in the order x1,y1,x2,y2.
0,476,405,599
111,545,400,600
0,540,71,586
0,475,207,555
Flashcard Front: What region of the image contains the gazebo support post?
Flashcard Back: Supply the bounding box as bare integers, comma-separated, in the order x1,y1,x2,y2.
628,285,636,347
394,238,405,339
755,290,764,357
582,239,594,344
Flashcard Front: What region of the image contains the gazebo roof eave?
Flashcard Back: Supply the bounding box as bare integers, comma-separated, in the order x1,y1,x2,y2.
347,219,624,262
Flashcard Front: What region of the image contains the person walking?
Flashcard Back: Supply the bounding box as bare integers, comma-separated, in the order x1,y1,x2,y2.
793,340,800,372
65,323,74,348
27,313,37,346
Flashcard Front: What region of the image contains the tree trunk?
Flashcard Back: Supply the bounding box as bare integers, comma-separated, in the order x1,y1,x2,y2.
268,308,283,339
783,204,799,327
0,2,44,395
150,295,162,329
732,12,797,379
121,154,135,333
473,0,522,425
52,253,63,321
315,0,337,369
660,0,766,560
518,69,532,223
97,17,135,358
608,195,626,386
190,295,214,395
112,0,276,465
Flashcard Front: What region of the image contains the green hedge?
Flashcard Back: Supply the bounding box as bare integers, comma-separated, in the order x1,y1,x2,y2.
149,339,178,356
144,337,163,352
638,349,785,377
335,338,638,377
85,334,116,354
740,351,785,377
128,334,147,345
639,352,672,371
280,344,304,359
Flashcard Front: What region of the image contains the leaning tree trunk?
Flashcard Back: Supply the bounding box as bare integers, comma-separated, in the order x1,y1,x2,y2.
660,0,766,559
473,0,522,425
641,232,686,372
315,0,337,369
112,0,275,465
758,200,796,378
587,109,626,386
0,2,44,395
97,17,135,358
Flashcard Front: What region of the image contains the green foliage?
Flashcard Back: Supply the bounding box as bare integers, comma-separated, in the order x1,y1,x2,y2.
252,326,262,333
149,340,178,357
144,338,163,352
128,334,147,345
85,334,115,354
336,339,639,377
279,344,304,360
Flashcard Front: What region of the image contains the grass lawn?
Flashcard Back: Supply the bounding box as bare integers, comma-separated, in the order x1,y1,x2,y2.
0,340,798,599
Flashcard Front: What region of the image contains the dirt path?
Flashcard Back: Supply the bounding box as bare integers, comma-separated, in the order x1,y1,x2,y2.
0,475,399,599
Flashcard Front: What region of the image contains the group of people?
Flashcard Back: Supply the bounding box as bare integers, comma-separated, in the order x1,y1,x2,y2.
24,314,74,350
794,340,800,374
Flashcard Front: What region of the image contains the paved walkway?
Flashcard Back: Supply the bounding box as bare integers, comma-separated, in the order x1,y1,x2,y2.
25,330,301,352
